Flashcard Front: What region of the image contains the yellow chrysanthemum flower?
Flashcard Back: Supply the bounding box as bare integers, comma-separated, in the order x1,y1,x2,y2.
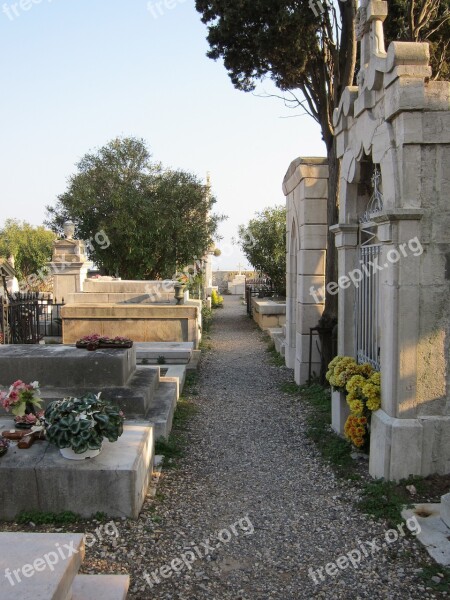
346,374,366,394
366,398,381,411
349,399,364,415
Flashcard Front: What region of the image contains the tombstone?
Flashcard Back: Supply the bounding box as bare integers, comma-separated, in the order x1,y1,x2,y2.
47,221,88,303
331,0,450,480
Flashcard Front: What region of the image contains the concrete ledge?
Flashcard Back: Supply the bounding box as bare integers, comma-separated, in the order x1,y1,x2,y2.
26,367,161,419
72,574,130,600
0,532,85,600
0,345,135,388
252,298,286,315
83,279,176,294
145,381,178,440
136,342,193,364
0,423,154,519
62,303,200,347
369,411,450,480
67,292,173,304
401,503,450,566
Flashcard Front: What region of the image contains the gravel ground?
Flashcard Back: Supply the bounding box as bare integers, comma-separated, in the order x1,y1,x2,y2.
1,296,447,598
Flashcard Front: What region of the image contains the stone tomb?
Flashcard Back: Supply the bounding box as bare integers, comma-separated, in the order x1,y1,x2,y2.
0,345,179,519
331,1,450,480
0,421,153,520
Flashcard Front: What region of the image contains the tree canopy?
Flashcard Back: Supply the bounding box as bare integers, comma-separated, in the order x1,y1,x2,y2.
0,219,56,283
238,206,286,295
46,137,225,280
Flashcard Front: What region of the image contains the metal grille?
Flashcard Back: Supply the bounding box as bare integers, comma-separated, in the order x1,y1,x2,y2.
356,244,381,370
0,293,64,344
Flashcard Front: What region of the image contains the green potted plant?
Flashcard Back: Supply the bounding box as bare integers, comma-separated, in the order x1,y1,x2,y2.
44,393,125,460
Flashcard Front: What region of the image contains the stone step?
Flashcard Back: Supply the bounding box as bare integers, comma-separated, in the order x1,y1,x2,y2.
0,532,84,600
0,422,154,519
144,380,178,440
72,574,130,600
29,367,160,420
135,342,194,364
267,327,283,340
273,333,286,357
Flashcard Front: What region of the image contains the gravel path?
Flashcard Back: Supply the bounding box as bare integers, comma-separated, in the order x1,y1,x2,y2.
122,296,444,599
1,296,443,598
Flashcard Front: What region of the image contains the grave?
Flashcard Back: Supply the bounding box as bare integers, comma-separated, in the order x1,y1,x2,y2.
283,0,450,480
0,422,153,519
61,278,203,349
0,343,180,519
0,532,129,600
251,297,286,331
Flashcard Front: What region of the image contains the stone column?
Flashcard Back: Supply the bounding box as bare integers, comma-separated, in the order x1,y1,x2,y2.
283,158,328,383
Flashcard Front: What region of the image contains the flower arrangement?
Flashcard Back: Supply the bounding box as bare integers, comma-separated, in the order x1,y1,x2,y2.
76,334,133,350
44,393,125,455
0,380,42,417
326,356,381,449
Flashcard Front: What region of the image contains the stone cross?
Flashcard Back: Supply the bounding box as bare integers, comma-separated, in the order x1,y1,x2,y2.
356,0,387,84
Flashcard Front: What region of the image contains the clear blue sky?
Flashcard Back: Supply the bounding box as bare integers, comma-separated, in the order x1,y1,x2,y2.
0,0,325,270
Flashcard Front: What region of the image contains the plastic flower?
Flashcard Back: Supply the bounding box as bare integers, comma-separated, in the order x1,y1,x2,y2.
366,397,381,411
346,375,366,394
349,399,364,415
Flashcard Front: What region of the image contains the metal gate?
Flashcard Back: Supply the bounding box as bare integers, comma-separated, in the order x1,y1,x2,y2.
1,293,40,344
356,243,381,370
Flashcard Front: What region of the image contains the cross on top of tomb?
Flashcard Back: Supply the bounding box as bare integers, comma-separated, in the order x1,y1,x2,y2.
356,0,388,87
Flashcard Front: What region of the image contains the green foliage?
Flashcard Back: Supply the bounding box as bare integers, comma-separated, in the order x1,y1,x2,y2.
357,480,412,525
17,510,80,525
418,564,450,592
46,137,225,280
266,341,285,367
45,393,124,454
238,206,286,296
202,304,213,333
211,289,224,308
157,355,167,365
298,383,355,474
0,219,56,285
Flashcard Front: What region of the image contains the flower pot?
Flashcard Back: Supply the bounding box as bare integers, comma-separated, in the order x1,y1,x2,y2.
174,284,186,305
60,446,102,460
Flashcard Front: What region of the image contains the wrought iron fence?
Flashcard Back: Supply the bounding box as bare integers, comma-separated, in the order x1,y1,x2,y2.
0,293,64,344
245,278,275,316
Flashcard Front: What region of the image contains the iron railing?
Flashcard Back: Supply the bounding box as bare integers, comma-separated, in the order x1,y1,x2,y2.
0,293,64,344
245,279,275,316
356,245,381,370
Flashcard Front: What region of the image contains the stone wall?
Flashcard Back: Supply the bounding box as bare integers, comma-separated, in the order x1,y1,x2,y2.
283,158,328,383
331,0,450,480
